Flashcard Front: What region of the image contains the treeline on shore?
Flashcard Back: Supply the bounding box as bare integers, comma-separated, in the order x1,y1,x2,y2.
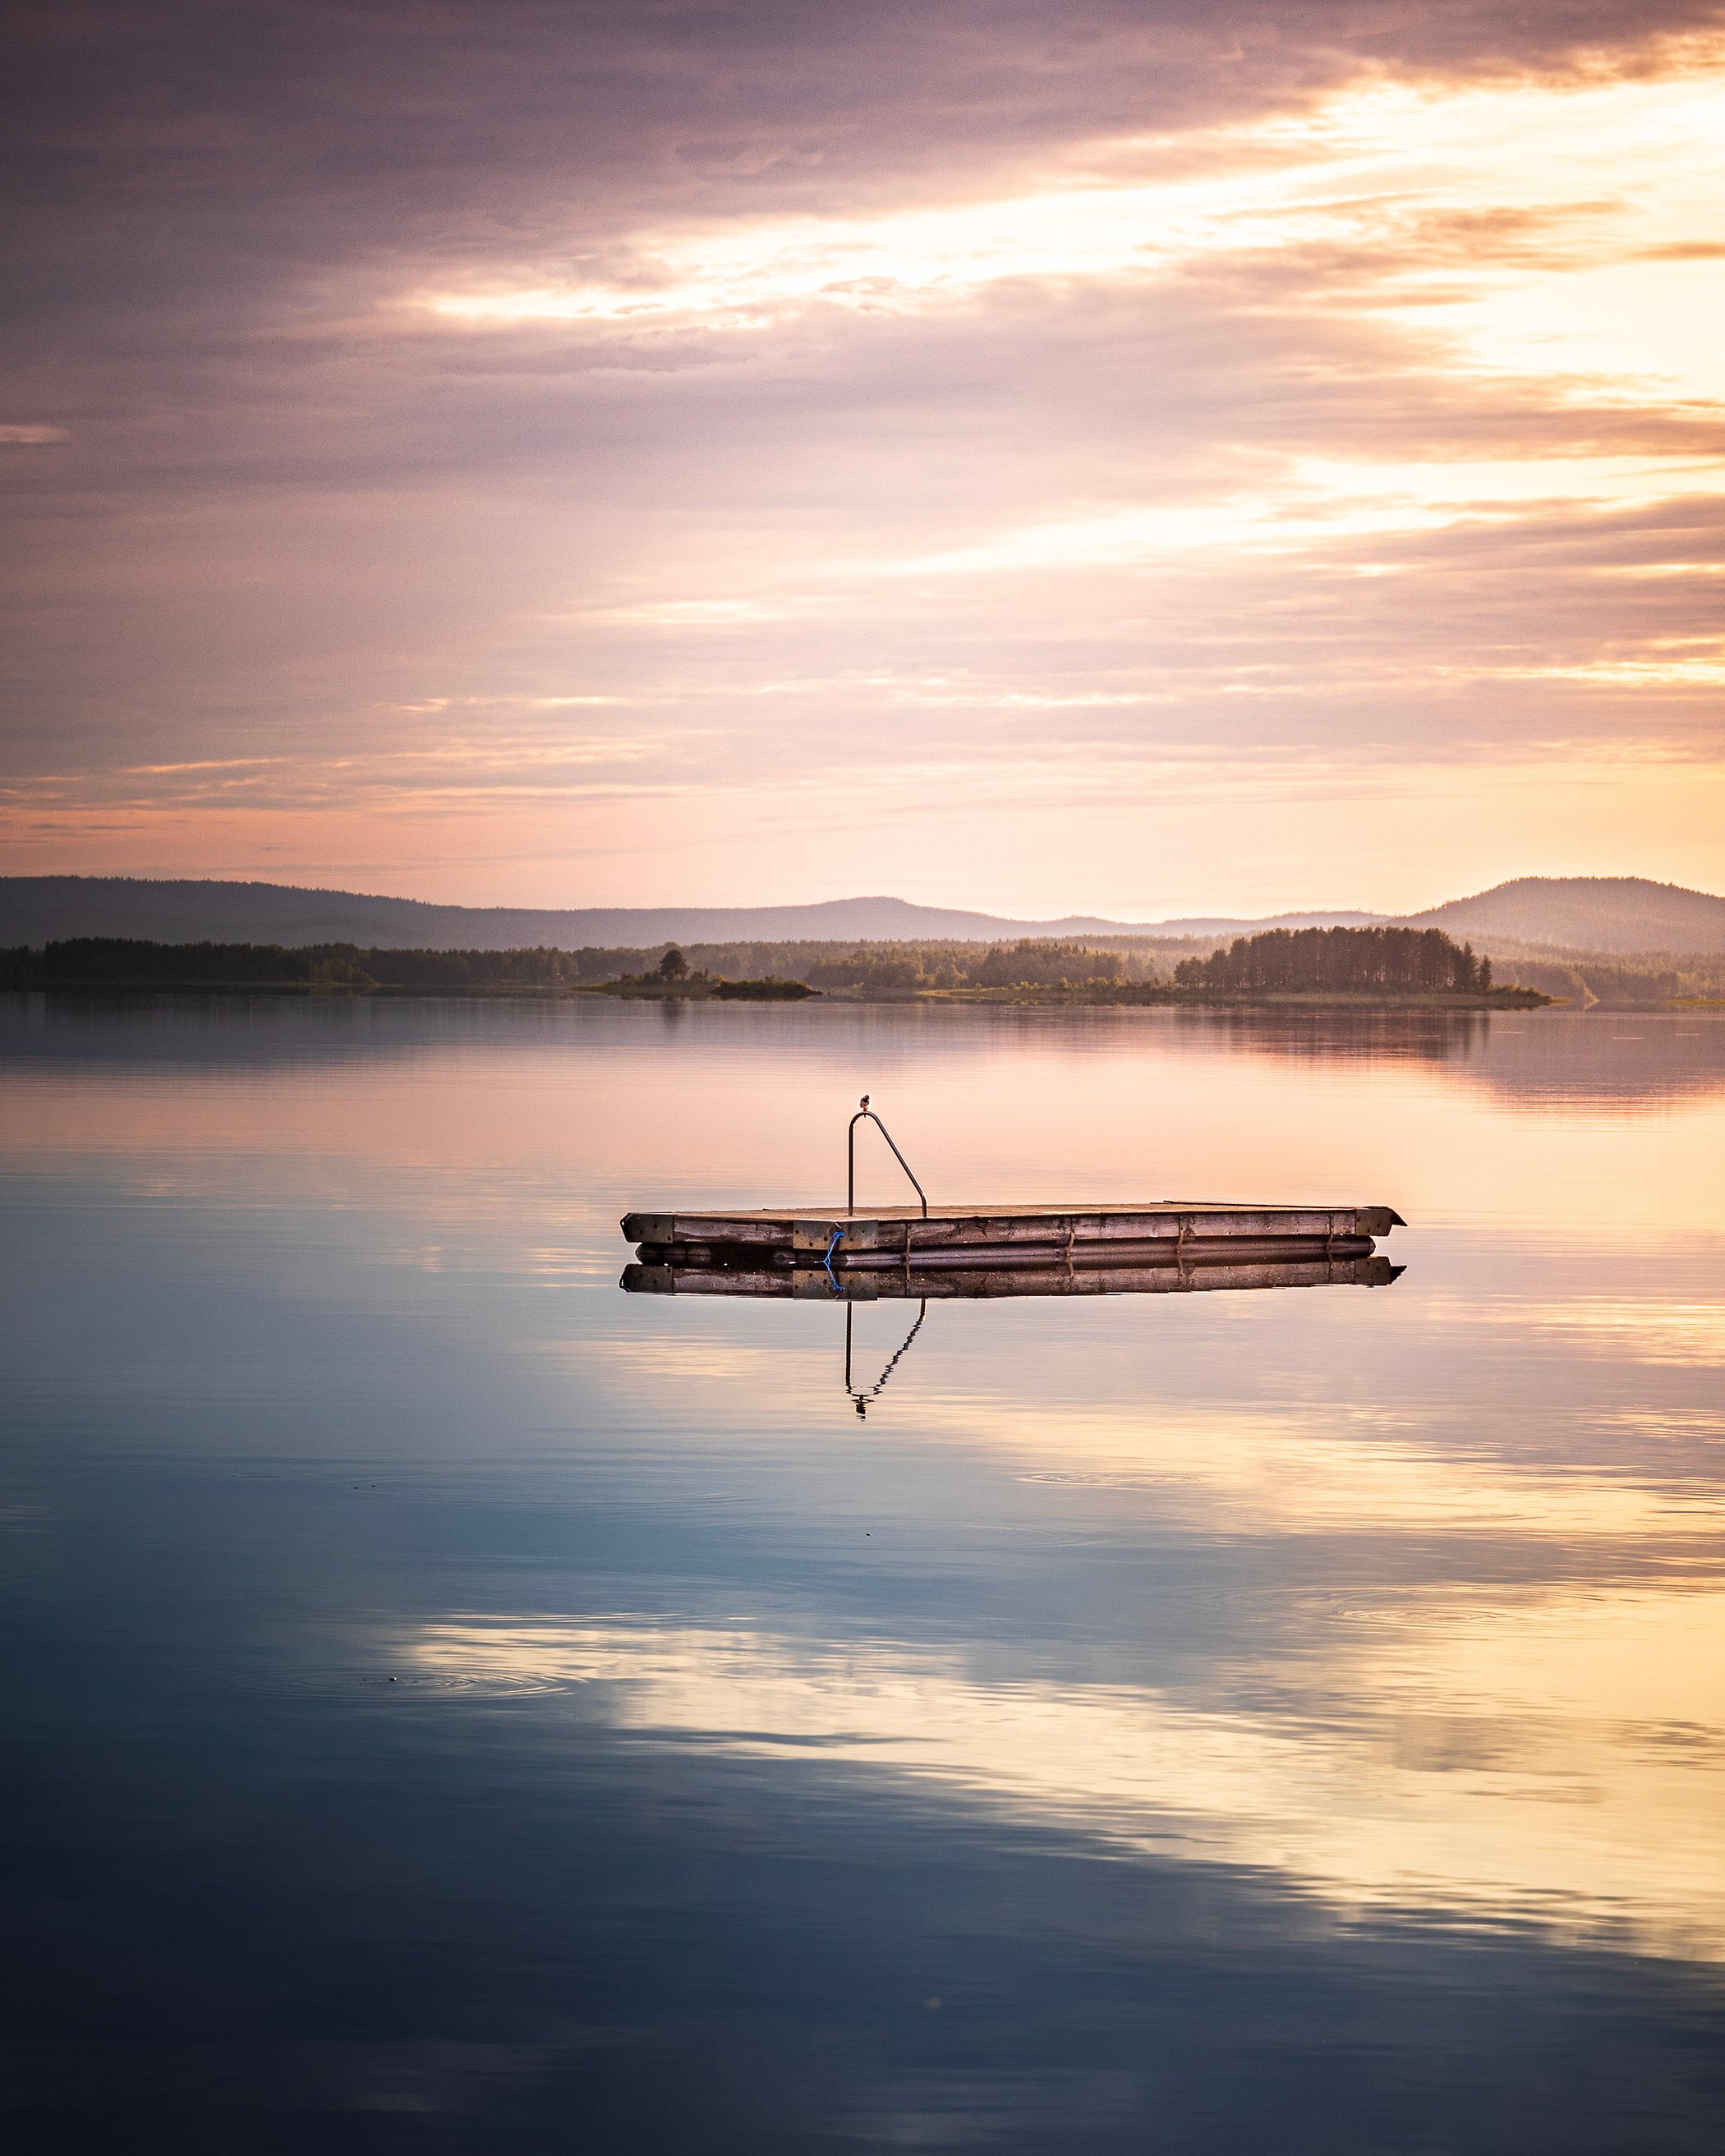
1174,925,1493,995
3,929,1715,1005
2,928,1516,1003
802,938,1162,992
1,939,542,990
0,935,1167,995
1459,944,1725,1008
503,935,1172,994
0,939,818,996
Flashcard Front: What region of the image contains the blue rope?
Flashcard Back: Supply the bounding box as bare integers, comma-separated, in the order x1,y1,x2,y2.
822,1225,845,1290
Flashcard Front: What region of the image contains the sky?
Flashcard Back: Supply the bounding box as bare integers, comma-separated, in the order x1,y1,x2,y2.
3,1,1724,918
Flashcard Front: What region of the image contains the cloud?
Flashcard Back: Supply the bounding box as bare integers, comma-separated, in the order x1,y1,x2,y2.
3,2,1725,904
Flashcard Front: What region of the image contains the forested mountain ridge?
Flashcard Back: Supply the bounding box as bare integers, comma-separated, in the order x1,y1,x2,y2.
1405,877,1725,954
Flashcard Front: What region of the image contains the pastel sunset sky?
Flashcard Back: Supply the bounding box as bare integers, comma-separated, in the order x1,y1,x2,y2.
5,2,1723,915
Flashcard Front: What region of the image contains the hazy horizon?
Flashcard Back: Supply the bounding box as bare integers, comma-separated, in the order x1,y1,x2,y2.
5,868,1721,929
6,4,1725,913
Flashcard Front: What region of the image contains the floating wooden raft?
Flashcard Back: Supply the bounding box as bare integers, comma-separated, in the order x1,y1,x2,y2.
621,1201,1405,1271
623,1251,1402,1300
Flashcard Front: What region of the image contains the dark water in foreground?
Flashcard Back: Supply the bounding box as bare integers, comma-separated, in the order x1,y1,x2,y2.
3,995,1723,2151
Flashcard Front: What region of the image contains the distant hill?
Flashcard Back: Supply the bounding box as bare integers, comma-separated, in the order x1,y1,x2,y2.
0,878,1378,951
5,873,1720,954
1404,877,1725,954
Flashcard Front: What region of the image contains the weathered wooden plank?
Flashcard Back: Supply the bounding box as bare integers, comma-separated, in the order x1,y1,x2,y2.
621,1199,1405,1253
644,1232,1376,1271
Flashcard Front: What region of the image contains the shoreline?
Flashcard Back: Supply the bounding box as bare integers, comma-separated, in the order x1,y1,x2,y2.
7,980,1552,1009
582,981,1550,1010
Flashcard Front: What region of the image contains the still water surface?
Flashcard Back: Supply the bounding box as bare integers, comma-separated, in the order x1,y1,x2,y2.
3,995,1723,2149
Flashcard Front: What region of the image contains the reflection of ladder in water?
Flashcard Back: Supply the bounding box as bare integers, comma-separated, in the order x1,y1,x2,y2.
844,1299,927,1418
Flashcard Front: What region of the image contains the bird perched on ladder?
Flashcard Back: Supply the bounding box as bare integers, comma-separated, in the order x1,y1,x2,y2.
859,1095,869,1111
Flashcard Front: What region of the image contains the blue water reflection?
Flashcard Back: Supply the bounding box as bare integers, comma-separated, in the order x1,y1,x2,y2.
2,995,1723,2149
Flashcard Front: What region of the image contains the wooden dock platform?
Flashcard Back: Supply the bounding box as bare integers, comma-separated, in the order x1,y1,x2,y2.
621,1200,1405,1268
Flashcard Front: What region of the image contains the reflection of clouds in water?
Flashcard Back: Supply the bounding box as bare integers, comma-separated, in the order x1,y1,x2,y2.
1438,1296,1725,1368
564,1334,1723,1539
407,1589,1725,1964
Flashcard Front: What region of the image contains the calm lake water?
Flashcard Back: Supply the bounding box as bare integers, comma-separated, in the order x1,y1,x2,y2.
3,994,1724,2151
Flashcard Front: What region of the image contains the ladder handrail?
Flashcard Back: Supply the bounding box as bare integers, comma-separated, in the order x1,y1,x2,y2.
847,1098,927,1217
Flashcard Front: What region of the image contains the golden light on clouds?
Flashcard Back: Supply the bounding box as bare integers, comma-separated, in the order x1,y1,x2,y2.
421,47,1725,609
890,456,1725,581
422,51,1725,407
10,10,1725,905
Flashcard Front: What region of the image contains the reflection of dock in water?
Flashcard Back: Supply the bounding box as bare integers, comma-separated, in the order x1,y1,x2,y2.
621,1248,1403,1415
622,1246,1403,1300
